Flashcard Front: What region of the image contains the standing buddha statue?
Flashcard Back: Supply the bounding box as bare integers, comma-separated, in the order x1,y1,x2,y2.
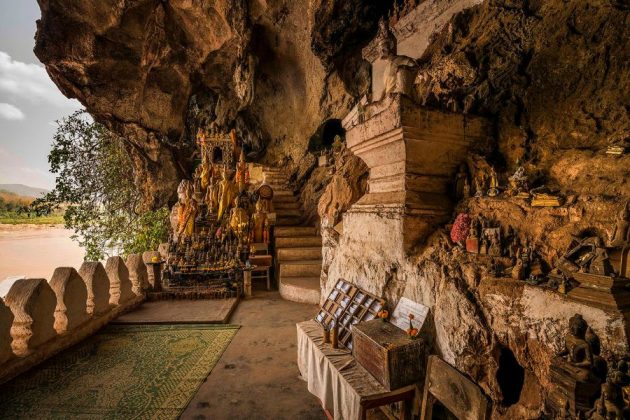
235,149,249,193
217,166,237,220
250,199,270,244
229,197,250,241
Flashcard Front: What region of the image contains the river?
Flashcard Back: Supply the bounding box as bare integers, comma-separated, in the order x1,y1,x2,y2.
0,225,86,291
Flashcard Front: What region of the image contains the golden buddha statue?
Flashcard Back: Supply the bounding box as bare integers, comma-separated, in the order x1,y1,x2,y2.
217,166,237,220
235,149,249,193
200,151,212,193
487,166,499,197
250,199,269,244
177,183,198,238
229,197,250,240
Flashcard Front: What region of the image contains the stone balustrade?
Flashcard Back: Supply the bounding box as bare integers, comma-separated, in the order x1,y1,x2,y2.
0,249,160,384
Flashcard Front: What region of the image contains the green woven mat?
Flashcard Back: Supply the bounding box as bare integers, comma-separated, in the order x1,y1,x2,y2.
0,324,239,420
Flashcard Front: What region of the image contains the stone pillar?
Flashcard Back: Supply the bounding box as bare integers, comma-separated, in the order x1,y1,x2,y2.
126,254,148,296
343,95,490,252
0,297,14,364
5,279,57,356
78,262,111,316
142,251,163,291
105,256,134,306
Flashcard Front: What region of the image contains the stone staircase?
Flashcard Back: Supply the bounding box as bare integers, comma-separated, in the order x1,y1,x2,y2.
262,167,321,305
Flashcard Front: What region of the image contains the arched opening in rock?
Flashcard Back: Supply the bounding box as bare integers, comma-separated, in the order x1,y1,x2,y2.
212,147,223,163
307,119,344,153
497,346,525,406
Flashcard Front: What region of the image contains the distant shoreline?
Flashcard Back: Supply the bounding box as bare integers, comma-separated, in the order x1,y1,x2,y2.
0,223,65,231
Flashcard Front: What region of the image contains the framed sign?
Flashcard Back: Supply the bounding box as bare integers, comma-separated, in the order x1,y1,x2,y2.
390,297,429,332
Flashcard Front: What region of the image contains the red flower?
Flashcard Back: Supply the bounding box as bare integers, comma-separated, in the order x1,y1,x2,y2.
450,213,471,244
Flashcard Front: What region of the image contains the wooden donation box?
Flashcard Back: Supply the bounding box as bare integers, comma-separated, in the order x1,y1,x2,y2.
352,320,426,391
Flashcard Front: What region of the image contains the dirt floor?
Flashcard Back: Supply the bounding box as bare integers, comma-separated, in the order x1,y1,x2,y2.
180,289,325,420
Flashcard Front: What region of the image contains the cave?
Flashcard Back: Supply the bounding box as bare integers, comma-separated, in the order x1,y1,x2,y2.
307,119,344,153
0,0,628,419
496,346,525,407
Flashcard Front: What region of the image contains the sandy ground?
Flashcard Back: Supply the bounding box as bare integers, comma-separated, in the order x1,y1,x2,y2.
181,290,325,420
0,224,85,283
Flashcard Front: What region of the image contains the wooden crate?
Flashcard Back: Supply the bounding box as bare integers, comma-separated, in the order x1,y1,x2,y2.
352,319,426,391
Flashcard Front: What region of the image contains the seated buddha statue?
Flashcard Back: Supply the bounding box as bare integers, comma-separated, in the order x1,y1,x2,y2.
229,197,250,240
217,166,237,220
559,314,596,381
250,199,269,244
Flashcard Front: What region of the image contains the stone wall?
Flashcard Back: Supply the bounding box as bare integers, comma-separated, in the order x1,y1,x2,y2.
0,253,160,384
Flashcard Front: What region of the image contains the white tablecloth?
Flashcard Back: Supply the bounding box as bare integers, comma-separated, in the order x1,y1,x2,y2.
297,320,389,420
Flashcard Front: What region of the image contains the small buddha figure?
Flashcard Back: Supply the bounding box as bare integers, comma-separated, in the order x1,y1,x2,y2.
217,166,237,220
235,149,249,193
455,164,468,200
611,202,630,247
507,166,530,198
332,135,344,156
250,199,270,244
474,169,487,198
488,234,502,257
463,178,471,199
375,18,417,101
487,166,499,197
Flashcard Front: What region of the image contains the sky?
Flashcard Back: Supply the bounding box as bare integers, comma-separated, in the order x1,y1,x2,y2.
0,0,81,190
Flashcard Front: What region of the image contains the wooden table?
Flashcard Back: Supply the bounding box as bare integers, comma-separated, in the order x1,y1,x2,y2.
297,320,417,420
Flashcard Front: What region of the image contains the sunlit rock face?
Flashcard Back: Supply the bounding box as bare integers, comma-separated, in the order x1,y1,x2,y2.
34,0,391,207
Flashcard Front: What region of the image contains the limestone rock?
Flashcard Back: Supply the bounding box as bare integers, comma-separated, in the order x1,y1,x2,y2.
4,279,57,356
49,267,89,334
78,262,111,316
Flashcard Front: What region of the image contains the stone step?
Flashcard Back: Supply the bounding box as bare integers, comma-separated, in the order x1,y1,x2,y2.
275,226,318,237
276,216,303,226
275,208,302,218
273,190,295,197
275,236,322,248
279,276,320,305
279,260,322,277
272,194,298,203
277,247,322,261
273,201,300,210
